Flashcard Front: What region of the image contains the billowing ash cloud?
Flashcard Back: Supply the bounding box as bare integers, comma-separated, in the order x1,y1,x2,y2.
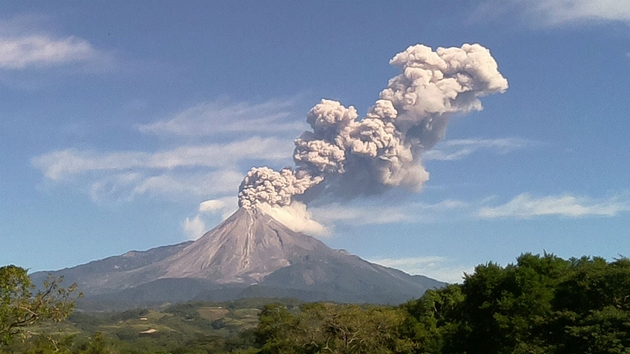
239,43,508,210
238,167,323,209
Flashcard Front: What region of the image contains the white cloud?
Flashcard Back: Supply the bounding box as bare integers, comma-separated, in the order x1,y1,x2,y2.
138,99,306,138
31,97,302,203
181,196,467,241
423,138,532,161
0,15,113,70
479,193,630,219
33,96,304,232
183,215,207,240
182,197,238,240
198,197,238,219
309,192,630,230
370,256,474,283
258,202,329,237
475,0,630,27
131,170,244,198
534,0,630,25
32,136,293,181
0,32,112,70
86,170,243,203
311,199,468,226
32,96,303,205
311,204,410,226
199,199,228,213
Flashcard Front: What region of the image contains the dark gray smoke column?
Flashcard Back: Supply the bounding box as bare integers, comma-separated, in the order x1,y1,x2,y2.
239,43,508,210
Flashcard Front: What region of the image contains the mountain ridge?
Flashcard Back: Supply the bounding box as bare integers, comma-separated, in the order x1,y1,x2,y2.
32,208,445,309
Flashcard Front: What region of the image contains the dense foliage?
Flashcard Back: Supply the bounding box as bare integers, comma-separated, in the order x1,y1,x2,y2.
255,303,413,353
0,265,79,346
256,254,630,353
2,253,629,353
402,253,630,353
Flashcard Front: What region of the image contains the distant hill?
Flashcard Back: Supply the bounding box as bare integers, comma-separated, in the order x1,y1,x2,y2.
32,208,445,310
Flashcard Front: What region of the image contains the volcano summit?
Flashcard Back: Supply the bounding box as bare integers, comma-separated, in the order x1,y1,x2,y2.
31,43,508,309
32,208,444,309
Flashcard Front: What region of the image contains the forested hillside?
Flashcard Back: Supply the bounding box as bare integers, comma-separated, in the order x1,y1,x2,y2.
3,253,629,353
256,253,630,353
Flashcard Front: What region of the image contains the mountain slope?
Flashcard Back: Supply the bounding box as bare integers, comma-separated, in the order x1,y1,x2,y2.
153,208,334,284
30,241,192,296
32,208,445,309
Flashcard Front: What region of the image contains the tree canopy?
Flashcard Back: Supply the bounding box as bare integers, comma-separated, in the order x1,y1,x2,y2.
256,302,413,353
402,253,630,353
256,254,630,353
0,265,80,345
2,253,629,353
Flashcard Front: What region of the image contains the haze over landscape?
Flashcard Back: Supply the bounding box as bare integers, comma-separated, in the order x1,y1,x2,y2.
2,1,630,284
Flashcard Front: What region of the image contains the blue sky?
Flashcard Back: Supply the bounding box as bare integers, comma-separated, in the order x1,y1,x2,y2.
1,1,629,283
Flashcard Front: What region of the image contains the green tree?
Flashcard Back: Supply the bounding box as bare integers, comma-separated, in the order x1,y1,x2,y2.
547,257,630,353
403,253,630,353
256,302,413,353
401,284,464,353
256,303,300,353
0,265,80,345
447,253,569,353
74,332,117,354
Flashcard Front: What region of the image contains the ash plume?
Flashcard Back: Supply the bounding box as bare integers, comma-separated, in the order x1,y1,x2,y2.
239,43,508,211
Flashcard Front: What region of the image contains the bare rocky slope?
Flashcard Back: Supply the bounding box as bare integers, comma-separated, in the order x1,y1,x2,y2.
32,208,445,310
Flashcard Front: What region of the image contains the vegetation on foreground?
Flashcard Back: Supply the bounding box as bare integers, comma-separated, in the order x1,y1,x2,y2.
0,265,80,347
2,253,630,353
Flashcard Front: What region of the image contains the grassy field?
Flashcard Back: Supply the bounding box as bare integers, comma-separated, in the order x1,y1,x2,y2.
2,298,303,353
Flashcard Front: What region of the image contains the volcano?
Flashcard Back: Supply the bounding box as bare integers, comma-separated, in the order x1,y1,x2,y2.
32,208,445,310
155,208,334,283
